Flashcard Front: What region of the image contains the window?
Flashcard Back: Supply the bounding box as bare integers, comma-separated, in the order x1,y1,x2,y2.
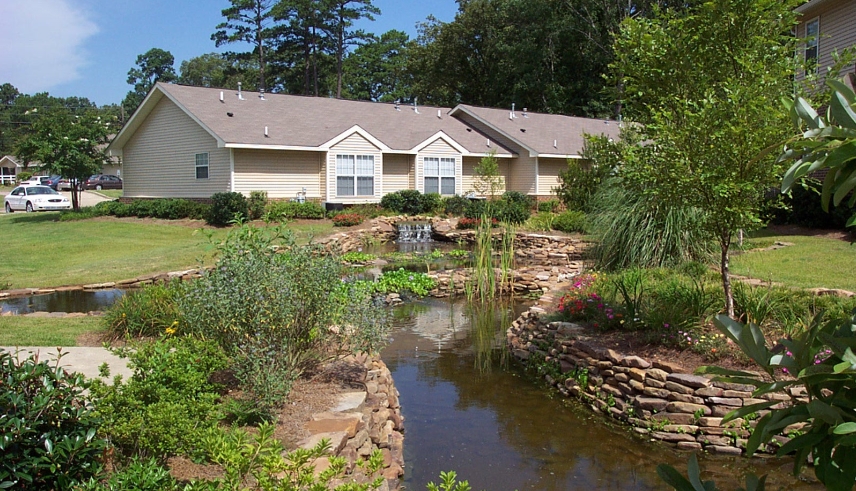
424,157,456,195
195,153,209,179
805,18,819,74
336,154,374,196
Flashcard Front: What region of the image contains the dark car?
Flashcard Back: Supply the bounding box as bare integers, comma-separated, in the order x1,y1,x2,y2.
82,174,123,191
44,175,62,190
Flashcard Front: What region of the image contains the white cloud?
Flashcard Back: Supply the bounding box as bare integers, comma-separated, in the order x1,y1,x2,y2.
0,0,99,93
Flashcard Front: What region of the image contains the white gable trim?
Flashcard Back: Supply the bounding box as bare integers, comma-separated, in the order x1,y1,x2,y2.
537,153,584,159
225,143,325,152
448,105,538,156
108,84,226,157
412,131,468,154
321,125,391,152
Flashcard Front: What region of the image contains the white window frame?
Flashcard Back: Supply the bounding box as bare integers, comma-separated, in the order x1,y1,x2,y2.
423,157,456,195
805,17,819,75
195,153,209,180
336,154,375,197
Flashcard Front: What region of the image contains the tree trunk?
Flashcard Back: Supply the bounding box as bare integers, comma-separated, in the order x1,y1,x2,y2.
719,234,735,319
336,12,344,98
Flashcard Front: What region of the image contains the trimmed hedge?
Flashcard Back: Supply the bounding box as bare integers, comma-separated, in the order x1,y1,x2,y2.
264,201,325,221
207,192,249,226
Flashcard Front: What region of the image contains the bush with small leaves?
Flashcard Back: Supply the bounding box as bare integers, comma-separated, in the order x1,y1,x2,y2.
552,210,588,233
102,283,184,339
207,192,249,226
443,195,470,216
0,349,107,489
247,191,267,220
332,213,364,227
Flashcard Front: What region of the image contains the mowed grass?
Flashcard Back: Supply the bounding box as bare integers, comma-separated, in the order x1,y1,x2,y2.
1,213,226,289
98,190,123,199
0,315,105,346
731,231,856,291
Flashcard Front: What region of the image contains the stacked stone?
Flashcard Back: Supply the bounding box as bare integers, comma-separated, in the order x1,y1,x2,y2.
507,315,809,456
296,355,404,491
428,265,583,297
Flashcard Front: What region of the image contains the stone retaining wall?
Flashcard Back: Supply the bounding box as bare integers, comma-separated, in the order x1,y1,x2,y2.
506,303,809,456
296,354,405,490
426,265,585,298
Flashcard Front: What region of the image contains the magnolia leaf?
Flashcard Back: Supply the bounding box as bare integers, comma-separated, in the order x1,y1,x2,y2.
722,400,780,423
829,90,856,130
695,365,762,378
808,399,844,426
827,78,856,104
656,464,696,491
847,214,856,227
777,431,825,458
794,96,823,129
822,169,836,212
746,413,772,455
833,422,856,435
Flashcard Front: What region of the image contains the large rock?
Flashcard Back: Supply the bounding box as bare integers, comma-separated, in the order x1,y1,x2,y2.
666,373,710,389
635,397,669,412
307,412,364,438
296,431,349,455
666,402,711,416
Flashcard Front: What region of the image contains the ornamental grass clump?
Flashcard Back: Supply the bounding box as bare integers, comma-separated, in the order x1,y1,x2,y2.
178,224,390,419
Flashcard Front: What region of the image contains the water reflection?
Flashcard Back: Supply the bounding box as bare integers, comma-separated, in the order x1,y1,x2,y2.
0,289,125,314
383,298,819,491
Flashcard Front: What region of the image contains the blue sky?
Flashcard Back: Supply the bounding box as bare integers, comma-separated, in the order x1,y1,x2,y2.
0,0,458,107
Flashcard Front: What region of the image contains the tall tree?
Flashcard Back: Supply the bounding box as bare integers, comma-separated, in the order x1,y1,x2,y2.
272,0,332,96
0,88,99,156
178,52,260,90
212,0,278,93
611,0,801,317
122,48,177,116
342,29,412,102
0,83,21,155
14,108,112,210
322,0,380,98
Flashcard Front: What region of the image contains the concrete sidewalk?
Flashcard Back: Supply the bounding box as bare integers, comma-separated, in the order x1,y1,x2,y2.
1,346,132,381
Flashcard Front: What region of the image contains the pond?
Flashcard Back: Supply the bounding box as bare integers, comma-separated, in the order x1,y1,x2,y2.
0,289,126,314
384,297,819,490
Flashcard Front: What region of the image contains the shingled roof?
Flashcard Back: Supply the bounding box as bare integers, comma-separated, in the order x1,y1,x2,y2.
111,83,622,158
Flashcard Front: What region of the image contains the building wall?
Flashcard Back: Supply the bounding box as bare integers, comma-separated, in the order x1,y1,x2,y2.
326,132,383,203
122,98,230,198
416,138,462,196
797,0,856,83
233,149,323,199
537,157,569,196
507,155,537,195
383,154,412,195
462,156,509,196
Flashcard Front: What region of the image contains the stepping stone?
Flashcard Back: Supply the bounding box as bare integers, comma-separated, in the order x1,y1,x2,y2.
332,391,366,412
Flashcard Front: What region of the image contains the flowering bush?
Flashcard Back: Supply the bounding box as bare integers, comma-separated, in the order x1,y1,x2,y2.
332,213,364,227
661,328,729,361
556,273,625,331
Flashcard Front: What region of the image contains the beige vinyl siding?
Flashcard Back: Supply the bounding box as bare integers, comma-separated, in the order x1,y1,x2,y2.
123,98,230,198
233,149,322,199
320,156,327,201
797,0,856,82
507,156,537,195
537,157,568,196
327,132,383,203
462,156,508,196
383,154,412,195
417,138,462,195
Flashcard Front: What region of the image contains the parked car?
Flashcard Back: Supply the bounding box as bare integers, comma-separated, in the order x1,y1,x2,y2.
19,176,52,187
82,174,123,191
44,175,62,190
56,178,77,191
4,185,71,213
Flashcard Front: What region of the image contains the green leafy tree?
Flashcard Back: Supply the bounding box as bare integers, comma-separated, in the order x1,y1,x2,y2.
342,29,412,102
178,52,260,90
212,0,278,94
611,0,800,317
272,0,334,96
322,0,380,99
14,109,112,210
122,48,177,116
472,150,503,199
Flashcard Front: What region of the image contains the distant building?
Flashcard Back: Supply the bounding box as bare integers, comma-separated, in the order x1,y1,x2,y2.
107,83,622,203
796,0,856,89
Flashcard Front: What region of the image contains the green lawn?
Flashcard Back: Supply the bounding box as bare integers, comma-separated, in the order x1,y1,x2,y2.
731,231,856,291
98,189,123,199
0,315,105,346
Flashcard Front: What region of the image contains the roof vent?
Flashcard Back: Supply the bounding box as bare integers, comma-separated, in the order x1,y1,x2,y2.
237,82,245,100
220,91,224,103
259,88,265,101
437,109,442,119
553,140,557,148
413,97,420,115
486,138,491,147
523,108,528,118
510,103,516,120
395,101,401,111
264,126,269,137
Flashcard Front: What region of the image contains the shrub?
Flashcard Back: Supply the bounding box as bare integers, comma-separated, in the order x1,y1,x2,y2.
102,283,184,339
380,189,437,215
177,225,390,418
332,213,364,227
89,337,228,463
556,273,625,331
77,458,179,491
207,192,249,226
768,177,851,229
538,199,560,213
1,349,107,489
264,201,326,221
341,251,377,264
247,191,268,220
552,210,588,233
421,192,444,215
526,212,556,231
443,195,470,216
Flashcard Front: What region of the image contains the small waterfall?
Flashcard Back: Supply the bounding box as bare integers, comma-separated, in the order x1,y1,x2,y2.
397,222,433,243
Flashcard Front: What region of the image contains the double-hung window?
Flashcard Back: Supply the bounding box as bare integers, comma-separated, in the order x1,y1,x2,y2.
424,157,455,195
195,153,209,179
337,154,374,196
805,18,819,75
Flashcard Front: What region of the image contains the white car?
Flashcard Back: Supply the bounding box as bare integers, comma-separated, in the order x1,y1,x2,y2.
4,185,71,213
19,176,52,187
